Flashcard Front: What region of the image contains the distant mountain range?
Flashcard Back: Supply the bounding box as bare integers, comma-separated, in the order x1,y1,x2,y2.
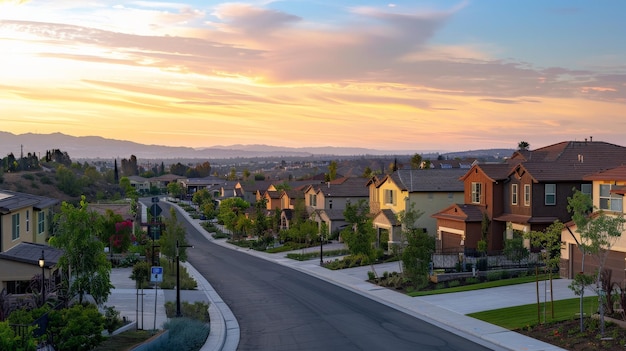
0,131,513,160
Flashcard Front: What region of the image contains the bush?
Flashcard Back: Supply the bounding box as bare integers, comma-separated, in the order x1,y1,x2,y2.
476,258,488,271
103,305,123,334
448,280,461,288
486,271,503,281
48,304,105,351
367,271,376,281
465,277,480,285
153,318,209,351
164,301,210,322
22,173,35,180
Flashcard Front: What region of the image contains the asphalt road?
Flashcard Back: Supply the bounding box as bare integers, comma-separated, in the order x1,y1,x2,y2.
159,201,494,351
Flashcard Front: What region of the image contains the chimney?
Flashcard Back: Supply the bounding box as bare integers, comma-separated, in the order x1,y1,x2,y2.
590,136,593,142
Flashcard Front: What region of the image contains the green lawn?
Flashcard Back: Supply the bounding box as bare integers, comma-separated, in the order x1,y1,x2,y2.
468,296,598,330
408,274,552,297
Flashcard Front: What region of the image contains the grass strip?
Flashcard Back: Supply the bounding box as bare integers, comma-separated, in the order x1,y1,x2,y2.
408,274,552,297
468,296,598,330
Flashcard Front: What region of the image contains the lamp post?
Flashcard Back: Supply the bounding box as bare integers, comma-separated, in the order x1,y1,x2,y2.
175,240,193,317
319,231,324,266
38,250,45,306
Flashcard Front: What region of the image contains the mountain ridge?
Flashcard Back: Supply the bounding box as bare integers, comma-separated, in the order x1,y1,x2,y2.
0,131,510,160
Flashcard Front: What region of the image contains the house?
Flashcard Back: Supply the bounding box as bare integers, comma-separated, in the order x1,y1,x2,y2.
432,163,512,253
370,169,466,249
303,177,370,235
181,176,225,196
560,165,626,281
0,190,59,252
434,140,626,256
0,242,63,295
235,180,274,205
127,175,151,194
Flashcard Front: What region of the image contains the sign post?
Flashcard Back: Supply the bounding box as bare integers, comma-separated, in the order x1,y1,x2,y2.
150,266,163,330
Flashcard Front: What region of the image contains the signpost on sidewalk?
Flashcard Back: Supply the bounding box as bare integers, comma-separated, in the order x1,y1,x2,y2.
151,266,163,330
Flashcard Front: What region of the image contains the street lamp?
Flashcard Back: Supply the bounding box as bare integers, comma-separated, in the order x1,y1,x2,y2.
38,250,45,306
176,240,193,317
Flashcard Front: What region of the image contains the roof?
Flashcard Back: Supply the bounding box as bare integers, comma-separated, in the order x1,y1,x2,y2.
0,190,59,215
185,176,224,186
316,177,369,197
390,169,466,192
584,165,626,181
0,242,63,268
432,203,484,222
513,141,626,182
90,203,132,218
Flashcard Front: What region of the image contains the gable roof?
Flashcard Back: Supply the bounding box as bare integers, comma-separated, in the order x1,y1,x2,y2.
389,169,466,192
432,203,485,222
0,190,59,215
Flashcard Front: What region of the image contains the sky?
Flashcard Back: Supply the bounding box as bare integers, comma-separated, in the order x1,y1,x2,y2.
1,0,625,153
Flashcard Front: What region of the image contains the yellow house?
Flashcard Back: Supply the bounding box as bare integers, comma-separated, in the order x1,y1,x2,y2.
369,169,466,249
561,165,626,282
0,190,58,252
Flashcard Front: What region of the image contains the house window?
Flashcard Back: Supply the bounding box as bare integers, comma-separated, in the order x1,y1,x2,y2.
511,184,518,205
384,189,396,205
581,183,592,196
599,184,623,212
545,184,556,205
309,194,317,207
26,210,30,232
329,200,333,209
471,182,481,204
524,184,531,206
38,212,45,234
12,213,20,240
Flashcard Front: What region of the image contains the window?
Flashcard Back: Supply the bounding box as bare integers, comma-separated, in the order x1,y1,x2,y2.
38,212,45,234
471,182,481,204
12,213,20,240
545,184,556,205
511,184,518,205
524,184,531,206
599,184,623,212
581,183,592,196
310,194,317,207
328,199,333,209
26,210,30,232
384,189,396,205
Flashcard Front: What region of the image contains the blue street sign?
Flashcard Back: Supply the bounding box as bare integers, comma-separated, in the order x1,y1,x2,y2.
150,266,163,282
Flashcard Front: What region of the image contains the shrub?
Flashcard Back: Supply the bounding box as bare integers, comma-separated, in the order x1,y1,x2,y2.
153,318,209,351
103,305,123,334
22,173,35,180
476,258,488,271
164,301,210,322
465,277,480,285
367,271,376,281
448,280,461,288
486,271,503,281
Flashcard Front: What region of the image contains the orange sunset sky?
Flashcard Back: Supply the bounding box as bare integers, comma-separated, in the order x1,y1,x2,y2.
1,0,625,152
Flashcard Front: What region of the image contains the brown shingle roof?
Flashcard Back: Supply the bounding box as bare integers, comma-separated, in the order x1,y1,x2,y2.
516,141,626,181
390,169,466,192
584,165,626,181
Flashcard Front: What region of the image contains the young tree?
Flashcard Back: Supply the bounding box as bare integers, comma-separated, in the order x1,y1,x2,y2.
341,200,376,261
397,203,434,289
217,197,250,234
50,196,112,305
567,189,626,334
526,221,564,320
327,160,338,181
159,208,189,266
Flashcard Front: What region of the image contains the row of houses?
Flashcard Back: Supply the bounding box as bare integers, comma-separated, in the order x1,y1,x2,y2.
3,138,626,298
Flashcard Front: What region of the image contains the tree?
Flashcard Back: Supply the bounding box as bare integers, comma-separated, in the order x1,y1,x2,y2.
341,200,376,261
328,160,338,181
410,153,423,169
167,181,184,199
567,189,626,334
243,169,251,181
252,198,269,238
526,221,564,321
217,197,250,233
397,203,434,289
362,166,373,178
49,196,112,305
518,141,530,151
227,167,237,181
159,208,189,265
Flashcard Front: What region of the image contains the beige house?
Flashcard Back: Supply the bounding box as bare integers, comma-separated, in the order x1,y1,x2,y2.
369,169,466,248
560,165,626,282
0,190,58,252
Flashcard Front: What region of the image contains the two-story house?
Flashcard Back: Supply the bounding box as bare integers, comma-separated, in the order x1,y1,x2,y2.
0,190,61,296
434,140,626,255
370,169,466,249
560,165,626,281
302,177,370,235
